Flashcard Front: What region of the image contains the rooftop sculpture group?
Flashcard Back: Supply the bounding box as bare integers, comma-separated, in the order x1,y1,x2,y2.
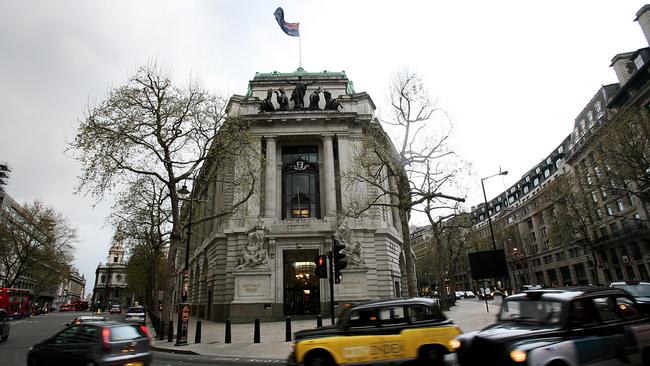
258,75,343,113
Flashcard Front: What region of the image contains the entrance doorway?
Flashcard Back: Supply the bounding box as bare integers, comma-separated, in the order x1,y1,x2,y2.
284,249,320,315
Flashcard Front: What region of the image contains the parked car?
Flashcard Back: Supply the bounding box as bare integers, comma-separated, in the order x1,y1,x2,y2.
463,290,476,299
0,309,10,342
125,306,146,324
109,304,121,314
288,298,461,366
27,321,152,365
478,288,493,300
451,287,650,365
610,280,650,314
454,291,465,300
65,316,107,327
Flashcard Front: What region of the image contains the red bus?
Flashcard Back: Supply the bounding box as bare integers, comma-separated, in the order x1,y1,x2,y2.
73,299,89,311
0,288,31,319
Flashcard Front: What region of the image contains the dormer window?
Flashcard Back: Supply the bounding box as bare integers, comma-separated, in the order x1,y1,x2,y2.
113,256,118,263
595,101,602,113
634,54,645,70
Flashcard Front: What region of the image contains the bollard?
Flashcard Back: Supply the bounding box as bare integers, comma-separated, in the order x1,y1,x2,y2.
317,315,323,327
254,318,260,343
285,316,292,342
195,321,202,344
159,320,166,340
225,319,231,344
167,320,174,342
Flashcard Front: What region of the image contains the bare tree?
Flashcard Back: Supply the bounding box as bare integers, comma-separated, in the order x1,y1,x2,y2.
0,200,76,289
67,62,258,321
345,70,466,296
109,177,170,309
590,107,650,218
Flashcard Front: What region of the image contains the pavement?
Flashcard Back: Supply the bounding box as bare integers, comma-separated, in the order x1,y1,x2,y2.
148,297,503,360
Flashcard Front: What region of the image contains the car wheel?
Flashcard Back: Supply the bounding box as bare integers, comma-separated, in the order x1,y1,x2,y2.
305,351,334,366
418,345,444,366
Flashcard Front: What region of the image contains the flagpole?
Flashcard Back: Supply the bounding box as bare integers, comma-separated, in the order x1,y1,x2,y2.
299,35,302,68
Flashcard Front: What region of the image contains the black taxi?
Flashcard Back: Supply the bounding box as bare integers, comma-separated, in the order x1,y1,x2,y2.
288,298,461,366
452,287,650,365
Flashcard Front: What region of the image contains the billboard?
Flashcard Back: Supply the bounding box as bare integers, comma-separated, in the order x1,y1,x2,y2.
468,249,509,279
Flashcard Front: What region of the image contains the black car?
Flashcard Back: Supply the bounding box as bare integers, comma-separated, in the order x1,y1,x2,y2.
452,287,650,365
27,321,152,366
610,280,650,314
0,309,10,342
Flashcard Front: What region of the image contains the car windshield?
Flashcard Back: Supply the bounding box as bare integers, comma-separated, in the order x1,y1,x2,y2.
612,284,650,297
499,299,565,326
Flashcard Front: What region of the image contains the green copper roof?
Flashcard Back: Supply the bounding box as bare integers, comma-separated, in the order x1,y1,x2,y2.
254,67,347,78
247,67,356,96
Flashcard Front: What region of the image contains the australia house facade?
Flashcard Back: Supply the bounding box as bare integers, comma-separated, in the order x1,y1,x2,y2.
179,69,405,322
454,5,650,293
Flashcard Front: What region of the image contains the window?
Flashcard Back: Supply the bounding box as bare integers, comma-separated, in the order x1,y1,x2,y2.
587,111,594,123
569,299,598,327
523,186,529,194
113,256,118,263
580,119,586,132
592,297,619,323
591,191,598,203
526,219,534,230
101,275,106,283
634,54,645,70
617,199,625,212
348,308,378,328
535,167,541,174
507,216,514,223
110,325,145,341
282,146,320,219
533,177,540,187
379,306,407,325
606,205,614,216
408,305,440,322
543,169,550,178
595,101,602,113
616,297,641,321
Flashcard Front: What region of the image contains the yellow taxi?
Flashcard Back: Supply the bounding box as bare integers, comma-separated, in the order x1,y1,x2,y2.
288,298,461,366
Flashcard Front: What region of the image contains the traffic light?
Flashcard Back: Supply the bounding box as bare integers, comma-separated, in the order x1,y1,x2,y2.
333,239,347,284
314,254,328,278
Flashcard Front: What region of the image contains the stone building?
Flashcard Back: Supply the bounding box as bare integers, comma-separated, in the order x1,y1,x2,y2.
91,233,133,309
459,5,650,293
180,68,405,322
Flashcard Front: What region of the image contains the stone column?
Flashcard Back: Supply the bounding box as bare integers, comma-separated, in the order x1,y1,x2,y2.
265,136,277,219
322,135,337,218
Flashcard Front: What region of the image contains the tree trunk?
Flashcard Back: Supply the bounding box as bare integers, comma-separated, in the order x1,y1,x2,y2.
399,208,417,297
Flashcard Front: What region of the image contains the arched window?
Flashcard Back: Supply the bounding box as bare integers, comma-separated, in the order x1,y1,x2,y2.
101,275,106,283
116,274,122,283
282,146,320,219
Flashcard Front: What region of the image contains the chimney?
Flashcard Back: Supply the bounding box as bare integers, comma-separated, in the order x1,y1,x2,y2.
636,5,650,45
610,52,635,85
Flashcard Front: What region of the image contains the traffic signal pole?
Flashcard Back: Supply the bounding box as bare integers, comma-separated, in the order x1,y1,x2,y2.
328,251,335,324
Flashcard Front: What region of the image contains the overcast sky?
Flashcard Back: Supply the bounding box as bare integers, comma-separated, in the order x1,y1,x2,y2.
0,0,647,292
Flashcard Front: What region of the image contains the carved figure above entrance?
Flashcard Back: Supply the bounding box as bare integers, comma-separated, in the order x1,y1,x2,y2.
308,87,322,110
287,75,314,110
275,88,290,111
323,90,343,111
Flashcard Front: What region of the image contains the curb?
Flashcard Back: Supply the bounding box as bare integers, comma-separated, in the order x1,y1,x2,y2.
151,345,200,355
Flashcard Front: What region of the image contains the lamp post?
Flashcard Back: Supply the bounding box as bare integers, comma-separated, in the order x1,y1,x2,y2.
175,183,193,346
481,170,508,292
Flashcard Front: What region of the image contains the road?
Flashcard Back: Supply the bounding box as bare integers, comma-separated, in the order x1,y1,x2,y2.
0,310,286,366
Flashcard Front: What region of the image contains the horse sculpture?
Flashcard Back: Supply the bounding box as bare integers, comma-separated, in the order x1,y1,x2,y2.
323,90,343,111
274,88,289,111
308,87,322,110
259,89,275,113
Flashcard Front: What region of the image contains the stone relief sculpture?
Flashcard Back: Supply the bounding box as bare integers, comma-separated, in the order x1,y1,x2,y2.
287,75,314,110
335,223,365,266
323,90,343,111
308,87,322,110
259,89,275,112
274,88,290,111
236,225,269,269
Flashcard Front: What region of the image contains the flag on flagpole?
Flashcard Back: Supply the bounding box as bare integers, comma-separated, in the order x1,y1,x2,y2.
274,7,300,37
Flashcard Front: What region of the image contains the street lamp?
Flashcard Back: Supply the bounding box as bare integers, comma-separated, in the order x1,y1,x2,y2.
480,169,508,251
480,170,508,293
175,183,193,346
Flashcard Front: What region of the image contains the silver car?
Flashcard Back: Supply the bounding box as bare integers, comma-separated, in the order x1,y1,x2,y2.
125,306,146,324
